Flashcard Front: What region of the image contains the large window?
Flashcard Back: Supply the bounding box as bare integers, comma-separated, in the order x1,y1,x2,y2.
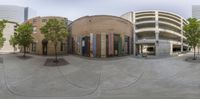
32,42,36,52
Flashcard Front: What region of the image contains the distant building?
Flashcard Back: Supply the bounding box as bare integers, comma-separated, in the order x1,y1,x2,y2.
192,5,200,19
0,5,36,53
0,5,36,23
0,21,18,53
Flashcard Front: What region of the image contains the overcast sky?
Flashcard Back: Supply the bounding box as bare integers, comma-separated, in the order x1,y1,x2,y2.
0,0,199,20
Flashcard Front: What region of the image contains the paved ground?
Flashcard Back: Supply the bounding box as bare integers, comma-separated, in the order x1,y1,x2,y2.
0,53,200,99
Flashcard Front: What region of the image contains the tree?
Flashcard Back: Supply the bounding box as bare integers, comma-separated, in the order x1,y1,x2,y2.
15,23,33,57
9,34,18,53
183,18,200,60
40,18,68,62
0,20,6,48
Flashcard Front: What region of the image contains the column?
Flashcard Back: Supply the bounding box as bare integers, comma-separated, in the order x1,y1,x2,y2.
90,33,93,57
155,11,160,56
132,12,136,56
101,33,106,58
93,34,96,57
181,18,184,53
108,33,114,56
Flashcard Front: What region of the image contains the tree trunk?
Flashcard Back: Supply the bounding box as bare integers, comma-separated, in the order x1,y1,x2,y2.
193,46,196,60
13,46,15,54
23,46,26,57
54,43,58,63
198,46,200,55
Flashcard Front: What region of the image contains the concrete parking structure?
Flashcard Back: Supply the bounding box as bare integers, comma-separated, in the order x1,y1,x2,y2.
121,11,189,56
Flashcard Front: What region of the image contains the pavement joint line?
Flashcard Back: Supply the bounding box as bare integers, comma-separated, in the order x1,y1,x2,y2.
57,66,95,89
3,56,47,86
2,52,200,98
3,54,103,97
102,72,144,90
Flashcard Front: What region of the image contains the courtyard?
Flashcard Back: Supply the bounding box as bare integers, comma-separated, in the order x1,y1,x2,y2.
0,53,200,99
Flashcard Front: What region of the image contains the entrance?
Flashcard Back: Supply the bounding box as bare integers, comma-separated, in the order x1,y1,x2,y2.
173,45,181,53
82,36,90,57
136,44,155,56
114,34,122,56
42,39,48,55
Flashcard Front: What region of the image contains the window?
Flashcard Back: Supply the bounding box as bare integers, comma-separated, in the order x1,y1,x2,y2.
33,19,37,23
33,27,37,33
14,25,18,31
32,42,36,52
42,19,47,23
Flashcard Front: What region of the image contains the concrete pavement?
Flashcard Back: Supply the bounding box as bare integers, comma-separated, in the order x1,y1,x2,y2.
0,53,200,99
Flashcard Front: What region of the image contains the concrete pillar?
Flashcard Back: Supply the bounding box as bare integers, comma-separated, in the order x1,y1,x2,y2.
155,11,160,56
90,33,93,57
181,18,184,53
132,12,136,56
170,43,173,55
101,33,106,58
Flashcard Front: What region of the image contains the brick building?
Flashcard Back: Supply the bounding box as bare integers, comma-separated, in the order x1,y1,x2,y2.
25,16,68,55
68,15,133,58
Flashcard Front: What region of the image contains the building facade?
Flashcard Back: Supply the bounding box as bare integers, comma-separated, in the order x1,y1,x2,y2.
68,15,133,58
0,5,36,53
0,21,18,53
25,16,68,55
121,11,188,56
192,5,200,19
0,5,36,23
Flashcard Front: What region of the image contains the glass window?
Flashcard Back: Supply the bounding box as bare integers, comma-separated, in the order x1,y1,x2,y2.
32,42,36,52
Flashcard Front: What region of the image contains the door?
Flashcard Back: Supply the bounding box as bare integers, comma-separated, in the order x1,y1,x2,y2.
42,39,48,55
82,36,90,57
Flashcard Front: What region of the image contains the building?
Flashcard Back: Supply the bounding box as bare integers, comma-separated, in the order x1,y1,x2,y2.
25,16,68,55
121,11,188,56
68,15,133,58
0,21,18,53
192,5,200,19
0,5,36,23
0,5,36,53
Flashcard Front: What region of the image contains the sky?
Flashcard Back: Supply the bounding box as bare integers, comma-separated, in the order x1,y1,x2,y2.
0,0,199,20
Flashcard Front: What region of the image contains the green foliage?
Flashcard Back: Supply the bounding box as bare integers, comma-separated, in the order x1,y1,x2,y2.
183,18,200,47
16,23,33,47
9,34,18,52
183,18,200,59
40,18,68,62
15,23,33,56
0,20,6,48
40,18,68,45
